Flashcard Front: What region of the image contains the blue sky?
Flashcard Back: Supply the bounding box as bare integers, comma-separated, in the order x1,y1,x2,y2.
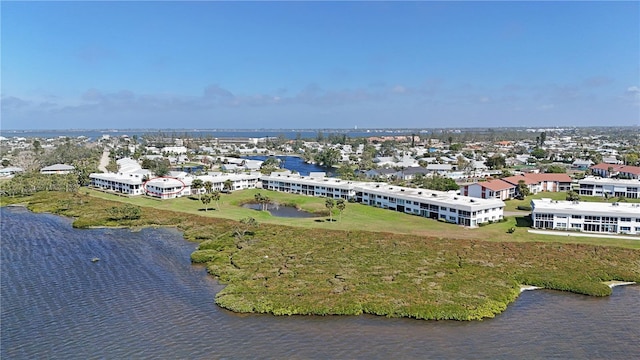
2,1,639,130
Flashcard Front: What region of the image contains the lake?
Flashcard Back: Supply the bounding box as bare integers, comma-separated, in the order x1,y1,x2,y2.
2,206,639,359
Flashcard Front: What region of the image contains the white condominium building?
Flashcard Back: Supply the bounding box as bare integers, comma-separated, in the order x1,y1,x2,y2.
531,198,640,235
578,177,639,199
260,172,505,227
89,172,146,195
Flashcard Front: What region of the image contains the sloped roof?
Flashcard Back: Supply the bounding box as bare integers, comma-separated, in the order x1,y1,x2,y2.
479,179,514,191
502,175,538,185
525,173,572,183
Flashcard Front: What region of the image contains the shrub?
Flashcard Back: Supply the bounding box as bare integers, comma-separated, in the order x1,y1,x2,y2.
191,249,223,263
517,205,532,211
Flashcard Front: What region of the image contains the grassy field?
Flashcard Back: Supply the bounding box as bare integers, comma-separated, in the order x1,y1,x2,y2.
3,190,640,321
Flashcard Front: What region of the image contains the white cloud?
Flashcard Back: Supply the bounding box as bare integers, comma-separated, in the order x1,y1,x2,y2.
391,85,406,94
623,86,640,106
537,104,555,111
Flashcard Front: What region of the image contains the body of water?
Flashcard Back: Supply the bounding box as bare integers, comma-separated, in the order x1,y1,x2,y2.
2,206,639,359
245,155,333,176
0,129,416,141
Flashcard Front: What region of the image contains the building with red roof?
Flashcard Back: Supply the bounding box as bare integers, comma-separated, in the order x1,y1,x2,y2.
462,173,573,200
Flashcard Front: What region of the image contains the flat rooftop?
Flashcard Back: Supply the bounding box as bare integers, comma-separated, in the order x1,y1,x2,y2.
532,198,640,216
579,177,640,186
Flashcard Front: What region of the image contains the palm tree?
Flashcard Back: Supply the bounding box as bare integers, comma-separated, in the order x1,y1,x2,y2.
201,194,212,211
211,190,221,210
191,178,204,199
325,198,335,222
203,181,213,194
261,195,270,211
223,179,233,193
254,192,270,211
336,199,346,221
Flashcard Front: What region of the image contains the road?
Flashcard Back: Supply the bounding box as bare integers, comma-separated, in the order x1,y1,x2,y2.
98,149,110,172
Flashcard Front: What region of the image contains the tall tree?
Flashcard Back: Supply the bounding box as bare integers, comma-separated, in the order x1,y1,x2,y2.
336,198,346,221
211,190,221,210
325,198,335,222
191,178,204,199
203,181,213,194
201,194,212,211
223,179,233,192
516,180,530,198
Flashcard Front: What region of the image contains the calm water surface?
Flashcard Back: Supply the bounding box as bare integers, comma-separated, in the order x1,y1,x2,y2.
244,155,332,176
2,206,639,359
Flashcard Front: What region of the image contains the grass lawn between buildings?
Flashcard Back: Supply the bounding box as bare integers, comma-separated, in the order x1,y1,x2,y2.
3,190,640,321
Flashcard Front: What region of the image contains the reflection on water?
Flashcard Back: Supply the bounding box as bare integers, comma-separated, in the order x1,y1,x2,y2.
2,206,639,359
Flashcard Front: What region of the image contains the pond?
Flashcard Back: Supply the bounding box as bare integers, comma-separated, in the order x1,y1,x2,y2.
242,203,319,218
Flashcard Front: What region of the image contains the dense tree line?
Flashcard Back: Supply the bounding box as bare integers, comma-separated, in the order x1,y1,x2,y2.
411,173,459,191
41,139,102,168
0,173,80,197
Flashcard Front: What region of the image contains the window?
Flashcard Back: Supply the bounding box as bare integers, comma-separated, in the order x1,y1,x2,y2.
620,217,631,222
571,215,582,219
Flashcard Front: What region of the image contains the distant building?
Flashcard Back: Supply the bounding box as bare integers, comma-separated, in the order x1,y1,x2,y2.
590,163,640,179
571,159,594,170
0,166,24,178
40,164,75,174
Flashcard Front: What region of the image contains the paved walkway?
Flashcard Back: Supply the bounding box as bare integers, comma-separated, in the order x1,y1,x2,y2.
528,229,640,240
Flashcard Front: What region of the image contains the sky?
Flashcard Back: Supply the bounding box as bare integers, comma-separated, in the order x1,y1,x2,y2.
1,1,639,130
